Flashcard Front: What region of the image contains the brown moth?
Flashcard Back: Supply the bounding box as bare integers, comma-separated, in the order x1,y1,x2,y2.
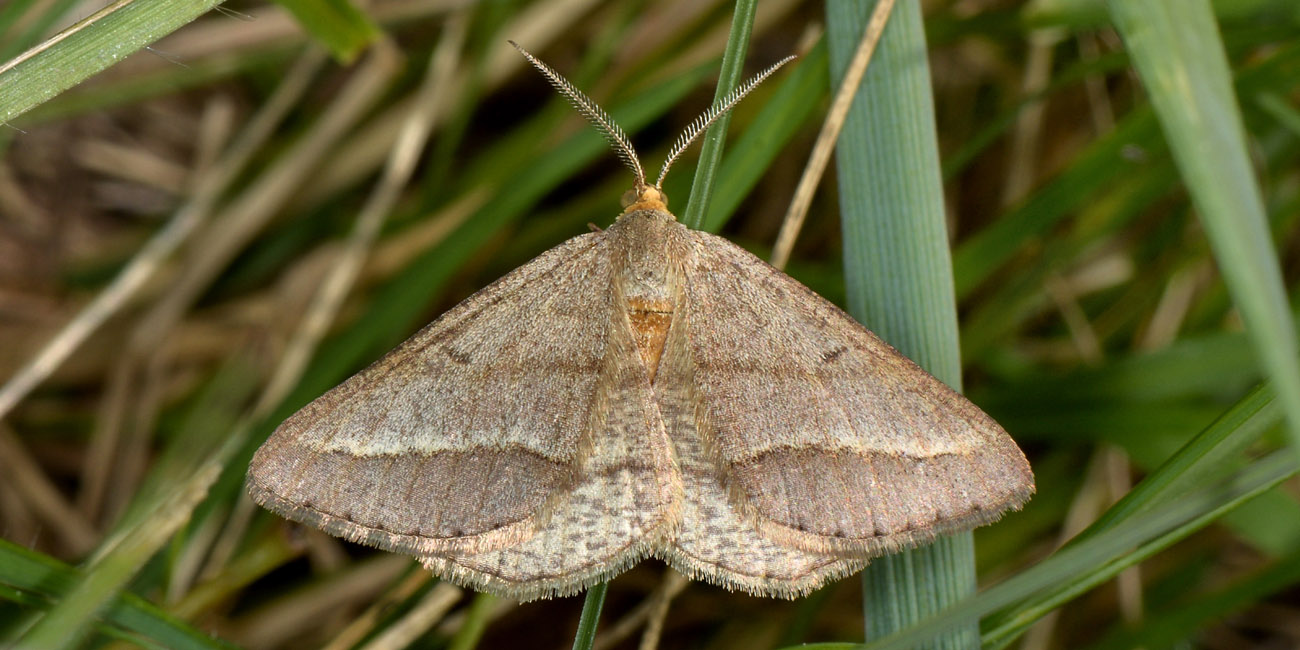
247,44,1034,601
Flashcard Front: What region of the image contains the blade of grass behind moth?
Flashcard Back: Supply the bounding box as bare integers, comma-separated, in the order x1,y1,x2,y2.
0,0,227,122
825,0,974,646
573,3,759,639
1106,0,1300,463
446,592,495,650
679,0,757,229
700,38,829,234
571,582,609,650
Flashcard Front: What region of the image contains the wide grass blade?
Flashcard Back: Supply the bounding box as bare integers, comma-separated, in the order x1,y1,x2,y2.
825,0,975,646
0,0,225,123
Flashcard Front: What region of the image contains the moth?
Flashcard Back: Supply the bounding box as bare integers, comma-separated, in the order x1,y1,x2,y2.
248,44,1034,601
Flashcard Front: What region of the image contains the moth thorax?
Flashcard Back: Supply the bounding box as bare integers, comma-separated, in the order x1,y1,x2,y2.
617,211,681,384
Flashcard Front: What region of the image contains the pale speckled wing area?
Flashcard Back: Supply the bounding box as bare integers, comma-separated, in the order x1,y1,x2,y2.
655,307,864,597
419,276,681,601
680,231,1034,557
248,232,614,557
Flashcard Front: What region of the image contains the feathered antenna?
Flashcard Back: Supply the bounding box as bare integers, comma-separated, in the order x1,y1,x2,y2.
655,55,796,188
510,41,646,190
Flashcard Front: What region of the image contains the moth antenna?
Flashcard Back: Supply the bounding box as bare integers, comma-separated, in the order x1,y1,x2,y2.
655,55,796,188
510,41,646,190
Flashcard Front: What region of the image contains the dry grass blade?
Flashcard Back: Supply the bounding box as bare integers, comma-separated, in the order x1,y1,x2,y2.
592,571,689,650
123,43,402,357
229,555,412,647
256,18,467,417
770,0,895,270
320,572,434,650
357,583,463,650
0,48,328,422
0,424,97,555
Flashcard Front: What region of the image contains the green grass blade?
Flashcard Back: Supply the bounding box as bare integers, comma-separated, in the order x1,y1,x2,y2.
865,450,1298,650
0,540,236,649
272,0,380,62
701,39,829,234
0,0,226,123
1107,0,1300,461
447,593,495,650
981,455,1298,649
1078,384,1278,538
1083,547,1300,650
826,0,975,645
569,581,608,650
680,0,757,229
980,382,1283,645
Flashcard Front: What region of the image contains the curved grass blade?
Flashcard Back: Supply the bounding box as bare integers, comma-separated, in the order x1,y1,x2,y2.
1107,0,1300,460
861,450,1298,650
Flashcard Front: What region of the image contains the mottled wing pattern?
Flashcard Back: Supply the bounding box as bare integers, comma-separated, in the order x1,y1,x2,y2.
679,231,1034,557
421,277,681,599
654,248,864,597
248,233,614,557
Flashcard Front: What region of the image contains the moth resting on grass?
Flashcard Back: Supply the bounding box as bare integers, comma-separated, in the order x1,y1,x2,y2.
247,43,1034,601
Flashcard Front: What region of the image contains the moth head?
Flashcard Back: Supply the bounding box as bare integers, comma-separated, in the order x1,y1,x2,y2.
510,41,793,213
620,186,668,213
